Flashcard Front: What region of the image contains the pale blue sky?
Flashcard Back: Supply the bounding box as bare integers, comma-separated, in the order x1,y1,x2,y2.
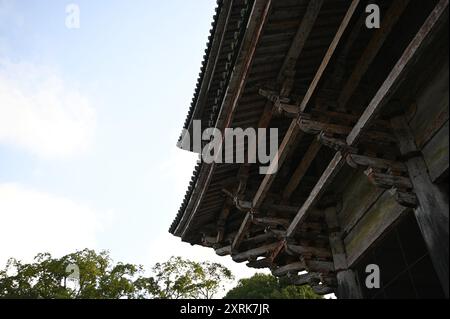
0,0,258,282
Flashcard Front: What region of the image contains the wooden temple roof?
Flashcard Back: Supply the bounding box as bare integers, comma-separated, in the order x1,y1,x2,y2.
169,0,448,296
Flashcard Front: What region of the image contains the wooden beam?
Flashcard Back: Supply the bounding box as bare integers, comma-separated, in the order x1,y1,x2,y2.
286,152,346,238
215,245,231,256
325,207,363,298
252,217,291,229
285,244,332,259
338,0,411,108
232,0,361,250
391,116,449,297
232,242,280,263
282,139,322,201
298,118,395,142
246,258,273,269
277,0,325,89
347,0,449,146
226,0,324,242
310,284,335,295
290,272,321,286
346,154,408,172
231,212,254,252
272,262,306,277
306,260,335,273
298,0,361,113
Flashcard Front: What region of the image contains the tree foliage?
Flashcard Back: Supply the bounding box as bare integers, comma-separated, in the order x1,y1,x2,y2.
0,249,158,299
224,273,322,299
0,250,233,299
152,256,234,299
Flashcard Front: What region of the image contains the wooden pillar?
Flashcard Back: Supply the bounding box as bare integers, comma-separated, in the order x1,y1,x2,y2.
391,116,449,297
325,207,363,299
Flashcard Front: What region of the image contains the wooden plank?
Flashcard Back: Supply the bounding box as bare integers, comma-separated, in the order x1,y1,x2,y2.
409,59,449,149
243,231,279,246
291,272,321,286
252,217,291,229
324,208,348,271
248,0,361,244
285,244,332,259
325,207,363,299
346,154,408,172
272,262,306,277
298,0,361,113
234,0,325,199
282,139,322,200
338,0,411,108
344,191,408,266
286,152,346,238
391,116,449,297
306,260,335,273
339,172,385,235
422,120,449,182
231,212,253,251
347,0,449,146
232,242,280,263
215,245,231,256
254,0,360,206
277,0,325,85
252,121,301,208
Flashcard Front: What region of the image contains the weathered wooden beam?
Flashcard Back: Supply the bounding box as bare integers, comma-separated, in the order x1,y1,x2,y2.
311,284,335,295
285,244,332,259
298,118,395,142
231,212,254,251
306,260,335,273
298,0,361,113
286,152,346,238
346,154,408,172
318,133,358,153
290,272,321,286
338,0,411,109
216,199,232,243
252,217,291,229
282,139,322,201
246,258,273,269
232,242,280,263
228,0,323,245
234,0,325,197
277,0,325,93
262,203,303,214
232,0,361,250
325,207,363,299
364,168,413,190
216,230,281,257
347,0,449,146
391,116,449,297
215,245,231,256
393,190,418,208
252,121,301,209
239,231,280,247
272,262,306,277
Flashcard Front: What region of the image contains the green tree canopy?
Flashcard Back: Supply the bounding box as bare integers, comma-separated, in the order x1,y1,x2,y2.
224,273,322,299
152,256,234,299
0,249,158,299
0,250,233,299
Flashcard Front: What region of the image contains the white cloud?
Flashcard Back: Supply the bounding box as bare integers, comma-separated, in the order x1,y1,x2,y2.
0,58,95,159
0,183,100,266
